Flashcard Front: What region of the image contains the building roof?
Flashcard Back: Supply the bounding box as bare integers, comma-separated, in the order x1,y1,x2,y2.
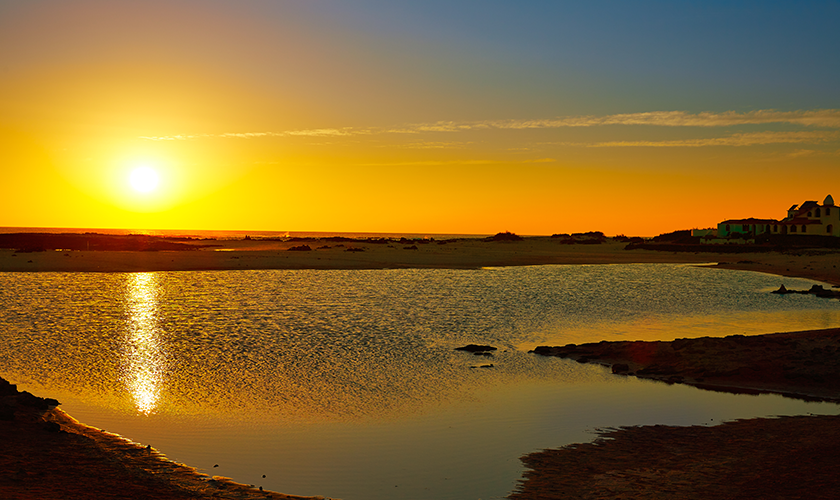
780,218,823,225
720,218,778,225
784,199,827,220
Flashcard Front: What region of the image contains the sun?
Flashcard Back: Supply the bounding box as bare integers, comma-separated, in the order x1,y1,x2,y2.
129,167,160,193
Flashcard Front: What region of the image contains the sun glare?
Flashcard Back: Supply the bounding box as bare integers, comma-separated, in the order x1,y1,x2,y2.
129,167,160,193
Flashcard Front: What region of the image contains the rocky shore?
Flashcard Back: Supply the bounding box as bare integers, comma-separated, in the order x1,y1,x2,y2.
509,328,840,499
510,414,840,500
0,378,327,500
531,327,840,401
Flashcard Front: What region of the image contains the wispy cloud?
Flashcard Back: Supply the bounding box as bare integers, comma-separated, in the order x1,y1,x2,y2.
383,141,473,149
786,149,817,158
479,109,840,129
139,109,840,142
585,131,840,148
140,128,358,141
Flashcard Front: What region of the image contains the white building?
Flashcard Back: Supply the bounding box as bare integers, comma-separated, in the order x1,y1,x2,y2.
717,194,839,238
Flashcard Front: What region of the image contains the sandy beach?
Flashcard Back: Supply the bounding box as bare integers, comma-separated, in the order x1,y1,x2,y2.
2,235,839,287
0,377,330,500
2,235,840,498
510,327,840,499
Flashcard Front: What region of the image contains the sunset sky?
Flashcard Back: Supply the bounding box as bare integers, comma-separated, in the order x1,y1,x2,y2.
2,1,839,236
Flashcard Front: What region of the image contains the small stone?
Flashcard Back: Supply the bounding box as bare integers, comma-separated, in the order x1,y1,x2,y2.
455,344,497,353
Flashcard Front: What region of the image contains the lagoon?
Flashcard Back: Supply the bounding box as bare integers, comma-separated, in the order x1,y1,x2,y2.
1,264,840,499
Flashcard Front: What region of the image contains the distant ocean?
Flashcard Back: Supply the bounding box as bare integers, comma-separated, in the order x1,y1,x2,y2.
0,227,490,240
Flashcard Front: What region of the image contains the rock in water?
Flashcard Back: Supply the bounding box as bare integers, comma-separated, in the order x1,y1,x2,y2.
455,344,497,353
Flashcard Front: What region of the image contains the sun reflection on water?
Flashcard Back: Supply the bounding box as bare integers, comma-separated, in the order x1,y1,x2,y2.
123,272,165,415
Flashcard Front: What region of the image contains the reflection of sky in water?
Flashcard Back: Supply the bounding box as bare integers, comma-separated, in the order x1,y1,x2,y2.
123,272,164,415
0,264,839,419
1,265,840,499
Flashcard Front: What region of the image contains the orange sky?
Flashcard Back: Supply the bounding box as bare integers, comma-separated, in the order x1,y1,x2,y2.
2,1,839,236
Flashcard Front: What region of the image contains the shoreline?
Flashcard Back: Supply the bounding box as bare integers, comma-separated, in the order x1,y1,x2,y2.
512,326,840,498
512,328,840,498
1,236,839,288
510,414,840,499
531,327,840,403
3,237,840,498
0,377,330,499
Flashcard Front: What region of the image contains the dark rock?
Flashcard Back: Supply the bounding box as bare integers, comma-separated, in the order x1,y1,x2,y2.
17,391,51,410
0,402,14,421
814,287,840,298
287,245,312,251
772,284,793,294
485,232,523,242
403,245,418,250
612,363,630,374
455,344,497,352
0,377,17,396
43,421,61,433
636,365,678,376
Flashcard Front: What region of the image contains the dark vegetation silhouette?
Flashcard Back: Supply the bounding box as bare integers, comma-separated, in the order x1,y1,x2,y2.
485,231,523,242
0,233,214,252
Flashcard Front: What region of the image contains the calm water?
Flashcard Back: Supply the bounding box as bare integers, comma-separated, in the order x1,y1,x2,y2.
1,264,840,499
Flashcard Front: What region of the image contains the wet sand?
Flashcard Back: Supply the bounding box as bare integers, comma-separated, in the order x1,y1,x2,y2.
3,236,840,498
0,378,331,500
532,327,840,402
510,414,840,500
512,330,840,498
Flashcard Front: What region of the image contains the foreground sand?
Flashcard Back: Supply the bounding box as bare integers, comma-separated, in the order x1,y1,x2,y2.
0,378,330,500
532,327,840,401
3,237,840,498
510,414,840,500
509,328,840,499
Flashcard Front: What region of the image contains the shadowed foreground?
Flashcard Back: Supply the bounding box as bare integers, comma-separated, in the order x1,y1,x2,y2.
532,328,840,402
0,378,327,500
511,328,840,499
510,415,840,500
